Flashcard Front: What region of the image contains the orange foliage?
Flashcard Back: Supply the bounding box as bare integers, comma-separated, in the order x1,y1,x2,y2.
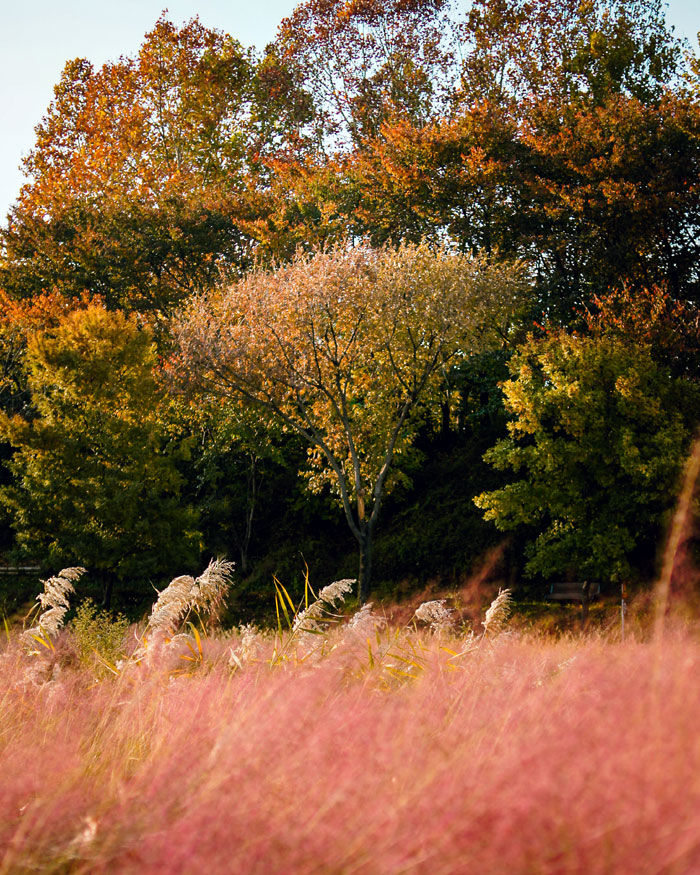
585,283,700,377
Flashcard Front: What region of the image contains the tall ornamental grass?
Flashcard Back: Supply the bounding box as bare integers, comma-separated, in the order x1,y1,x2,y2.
3,584,700,873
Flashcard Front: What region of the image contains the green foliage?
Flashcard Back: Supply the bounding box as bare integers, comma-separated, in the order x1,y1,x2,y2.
71,598,129,672
475,331,696,583
175,396,287,575
0,305,200,595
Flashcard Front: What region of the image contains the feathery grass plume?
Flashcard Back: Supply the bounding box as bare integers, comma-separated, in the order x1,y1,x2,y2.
292,579,355,634
189,558,236,624
146,559,235,639
228,623,262,670
482,588,513,637
146,574,195,638
414,599,454,633
346,602,385,635
22,567,86,642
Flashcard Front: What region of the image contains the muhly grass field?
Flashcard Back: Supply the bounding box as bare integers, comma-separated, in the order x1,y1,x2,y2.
2,569,700,874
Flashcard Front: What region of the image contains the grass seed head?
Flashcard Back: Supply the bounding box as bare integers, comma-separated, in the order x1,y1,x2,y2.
414,599,454,633
482,588,513,637
292,579,355,634
24,567,86,640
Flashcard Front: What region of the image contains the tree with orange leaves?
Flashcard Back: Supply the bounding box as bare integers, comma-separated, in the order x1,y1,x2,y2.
0,15,311,316
275,0,455,149
0,289,98,417
266,0,698,321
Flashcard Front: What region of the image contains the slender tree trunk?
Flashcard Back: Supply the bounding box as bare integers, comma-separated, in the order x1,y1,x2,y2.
101,571,114,610
358,530,373,603
231,452,258,578
239,546,249,576
441,398,451,438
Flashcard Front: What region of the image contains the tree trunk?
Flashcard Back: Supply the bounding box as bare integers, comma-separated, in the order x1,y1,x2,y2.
101,571,114,610
239,546,249,576
358,531,373,603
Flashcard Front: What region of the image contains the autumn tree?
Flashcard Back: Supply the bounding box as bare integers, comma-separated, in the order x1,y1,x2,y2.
474,331,698,583
585,283,700,378
0,305,200,604
458,0,682,110
0,15,311,317
453,0,695,317
172,242,524,601
0,289,93,417
275,0,456,149
262,0,698,319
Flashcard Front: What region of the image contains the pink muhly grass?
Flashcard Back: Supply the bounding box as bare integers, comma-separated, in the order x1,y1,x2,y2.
3,624,700,873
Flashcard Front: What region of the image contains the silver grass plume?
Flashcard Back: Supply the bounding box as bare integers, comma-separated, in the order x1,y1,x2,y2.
189,558,235,621
346,602,385,635
228,622,261,670
146,574,194,637
482,588,513,637
146,559,235,638
23,567,86,641
292,579,355,634
414,599,454,633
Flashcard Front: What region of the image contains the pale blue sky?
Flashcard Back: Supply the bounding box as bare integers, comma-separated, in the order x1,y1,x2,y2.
1,0,697,221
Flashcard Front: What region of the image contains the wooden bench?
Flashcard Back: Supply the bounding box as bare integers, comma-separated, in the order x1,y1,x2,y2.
0,565,41,576
548,581,600,624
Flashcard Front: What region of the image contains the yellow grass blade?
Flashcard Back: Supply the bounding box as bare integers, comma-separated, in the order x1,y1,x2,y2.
92,649,120,675
182,639,199,660
274,588,282,635
276,577,296,615
384,666,418,681
388,651,425,668
187,622,204,658
24,600,41,622
302,559,317,608
30,632,54,651
273,577,294,630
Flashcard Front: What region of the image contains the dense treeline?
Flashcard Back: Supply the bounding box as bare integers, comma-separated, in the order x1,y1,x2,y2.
0,0,699,615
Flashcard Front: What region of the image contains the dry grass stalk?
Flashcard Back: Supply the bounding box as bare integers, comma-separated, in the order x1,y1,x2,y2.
482,588,513,638
414,599,454,633
22,567,86,642
145,559,235,639
292,579,355,634
228,623,262,670
346,602,385,636
654,433,700,640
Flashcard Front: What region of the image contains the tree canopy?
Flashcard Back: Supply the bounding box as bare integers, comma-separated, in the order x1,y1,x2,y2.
474,330,697,583
0,15,310,317
0,2,698,612
0,305,200,603
172,242,525,599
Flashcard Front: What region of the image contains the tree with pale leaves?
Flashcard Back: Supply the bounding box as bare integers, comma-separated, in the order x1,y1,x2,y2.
172,242,524,600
